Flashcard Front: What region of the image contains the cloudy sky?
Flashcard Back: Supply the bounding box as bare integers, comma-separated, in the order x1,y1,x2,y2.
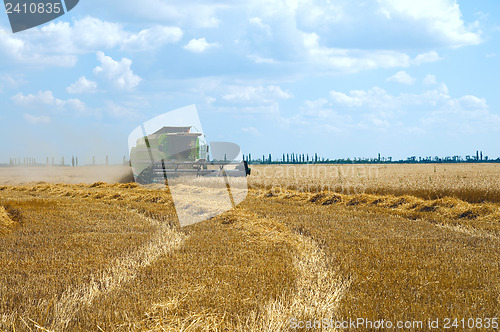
0,0,499,163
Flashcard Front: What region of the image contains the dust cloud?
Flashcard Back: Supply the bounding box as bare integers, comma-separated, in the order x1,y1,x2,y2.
0,166,135,185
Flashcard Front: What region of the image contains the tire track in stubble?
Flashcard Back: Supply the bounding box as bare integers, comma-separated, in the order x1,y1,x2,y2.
226,208,352,331
51,211,186,331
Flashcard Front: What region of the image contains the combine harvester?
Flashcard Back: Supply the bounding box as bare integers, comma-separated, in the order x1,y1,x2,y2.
128,105,250,227
130,126,250,184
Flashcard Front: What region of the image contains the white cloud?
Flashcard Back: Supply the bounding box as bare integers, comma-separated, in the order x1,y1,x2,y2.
378,0,482,48
295,0,344,30
12,90,65,108
65,99,87,112
413,51,442,65
9,89,139,119
1,74,24,87
329,86,454,110
122,26,183,51
66,76,98,94
23,114,51,124
249,17,271,35
119,0,222,28
459,95,487,109
304,98,329,110
423,74,437,85
281,98,352,134
301,32,412,73
438,82,449,95
249,17,264,28
11,90,88,113
0,1,479,74
329,91,363,107
0,27,77,67
282,81,498,136
299,44,442,74
0,74,25,93
222,85,292,104
386,71,415,85
102,101,138,118
205,96,216,104
209,98,282,114
422,101,499,133
248,55,277,64
183,38,218,53
237,0,477,73
60,18,125,51
241,126,262,136
326,84,499,133
0,17,183,67
93,52,142,90
329,87,394,108
47,17,183,52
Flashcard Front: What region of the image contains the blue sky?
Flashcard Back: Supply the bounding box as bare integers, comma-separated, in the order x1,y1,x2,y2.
0,0,499,164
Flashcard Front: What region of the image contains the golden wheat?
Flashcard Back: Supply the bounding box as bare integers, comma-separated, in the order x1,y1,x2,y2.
0,164,499,331
249,163,500,203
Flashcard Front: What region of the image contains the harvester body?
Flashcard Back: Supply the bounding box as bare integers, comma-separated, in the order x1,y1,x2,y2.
130,126,250,184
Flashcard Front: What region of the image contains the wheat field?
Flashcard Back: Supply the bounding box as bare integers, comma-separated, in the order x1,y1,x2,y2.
249,163,500,203
0,164,499,331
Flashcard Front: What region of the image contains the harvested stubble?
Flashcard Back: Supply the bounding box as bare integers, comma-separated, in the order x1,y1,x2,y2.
0,183,305,330
0,162,499,330
248,187,500,327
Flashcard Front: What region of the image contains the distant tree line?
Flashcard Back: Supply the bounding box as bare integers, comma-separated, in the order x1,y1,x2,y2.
6,155,130,167
243,151,500,164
